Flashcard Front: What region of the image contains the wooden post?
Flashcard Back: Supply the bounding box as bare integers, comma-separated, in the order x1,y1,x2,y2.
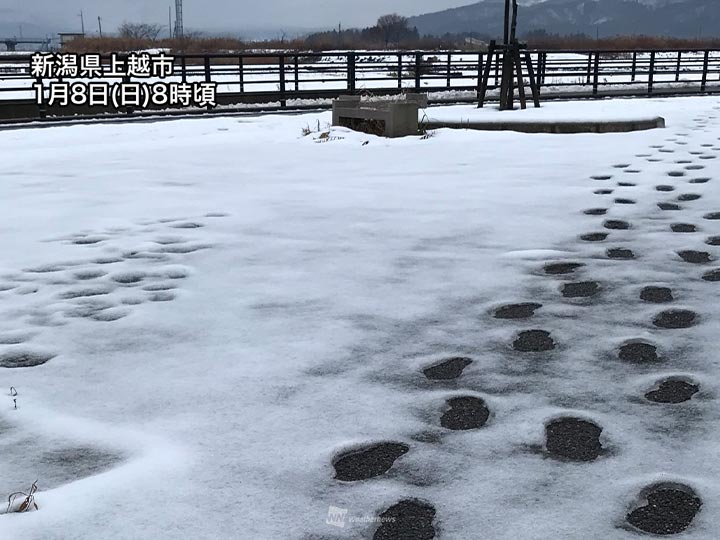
701,50,710,92
294,55,299,92
648,51,655,95
592,52,600,96
524,51,541,106
347,53,356,94
238,55,244,93
675,51,682,82
510,0,519,42
35,74,46,118
500,48,512,109
122,72,132,114
586,54,592,84
504,0,520,110
478,41,496,108
481,0,539,110
477,52,483,98
503,0,511,45
415,51,422,90
630,51,637,82
279,54,286,108
510,56,517,109
397,54,402,89
204,56,212,110
446,52,452,88
513,44,526,109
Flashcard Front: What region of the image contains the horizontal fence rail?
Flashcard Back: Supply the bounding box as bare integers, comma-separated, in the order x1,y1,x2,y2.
1,49,720,121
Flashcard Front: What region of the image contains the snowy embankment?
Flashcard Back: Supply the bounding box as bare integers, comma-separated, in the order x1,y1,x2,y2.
421,99,667,124
0,96,719,539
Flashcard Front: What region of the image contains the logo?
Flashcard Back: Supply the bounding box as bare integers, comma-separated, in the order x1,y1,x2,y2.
326,506,348,528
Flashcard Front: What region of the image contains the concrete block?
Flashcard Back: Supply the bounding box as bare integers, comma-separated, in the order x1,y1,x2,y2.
332,95,422,138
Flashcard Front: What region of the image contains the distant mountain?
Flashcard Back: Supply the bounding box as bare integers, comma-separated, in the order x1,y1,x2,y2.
408,0,720,39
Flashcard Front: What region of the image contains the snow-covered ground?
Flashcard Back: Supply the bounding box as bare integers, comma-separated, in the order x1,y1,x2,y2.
0,96,719,539
422,99,667,123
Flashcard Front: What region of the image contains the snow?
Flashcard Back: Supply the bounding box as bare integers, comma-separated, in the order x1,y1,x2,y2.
422,99,666,123
0,95,719,538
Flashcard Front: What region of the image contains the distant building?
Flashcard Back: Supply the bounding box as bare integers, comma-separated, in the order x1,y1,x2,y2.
464,37,488,49
58,32,85,47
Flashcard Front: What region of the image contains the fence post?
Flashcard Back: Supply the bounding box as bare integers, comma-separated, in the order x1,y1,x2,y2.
238,55,244,93
415,51,422,91
523,51,541,106
541,52,547,85
122,73,132,114
586,54,592,84
203,56,212,110
630,51,636,82
447,52,452,88
534,53,543,96
494,53,500,86
279,54,286,108
701,50,710,92
35,74,46,119
397,54,402,89
592,52,600,96
294,55,299,92
181,56,187,83
675,51,682,82
347,53,356,94
477,52,483,97
648,51,655,95
204,56,211,83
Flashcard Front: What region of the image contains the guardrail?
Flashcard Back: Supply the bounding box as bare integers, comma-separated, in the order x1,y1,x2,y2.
1,49,720,121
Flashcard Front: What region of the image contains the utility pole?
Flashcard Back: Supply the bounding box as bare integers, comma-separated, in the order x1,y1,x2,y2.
169,6,173,38
98,16,103,38
174,0,184,39
79,10,85,35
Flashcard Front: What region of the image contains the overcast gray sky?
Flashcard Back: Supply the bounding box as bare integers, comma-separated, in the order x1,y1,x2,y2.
5,0,479,35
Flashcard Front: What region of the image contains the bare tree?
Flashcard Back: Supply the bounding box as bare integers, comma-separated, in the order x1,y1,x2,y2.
376,14,410,48
118,22,164,41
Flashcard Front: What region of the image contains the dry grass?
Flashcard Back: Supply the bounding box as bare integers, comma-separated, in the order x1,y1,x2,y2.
6,481,39,514
62,36,307,55
61,33,720,56
526,34,720,51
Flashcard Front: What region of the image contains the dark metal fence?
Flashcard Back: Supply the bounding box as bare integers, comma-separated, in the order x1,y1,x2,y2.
1,49,720,121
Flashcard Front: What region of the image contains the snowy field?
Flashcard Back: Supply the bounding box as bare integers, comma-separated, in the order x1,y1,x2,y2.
0,96,720,539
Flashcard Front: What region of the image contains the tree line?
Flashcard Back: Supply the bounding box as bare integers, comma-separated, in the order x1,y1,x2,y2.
61,16,720,54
